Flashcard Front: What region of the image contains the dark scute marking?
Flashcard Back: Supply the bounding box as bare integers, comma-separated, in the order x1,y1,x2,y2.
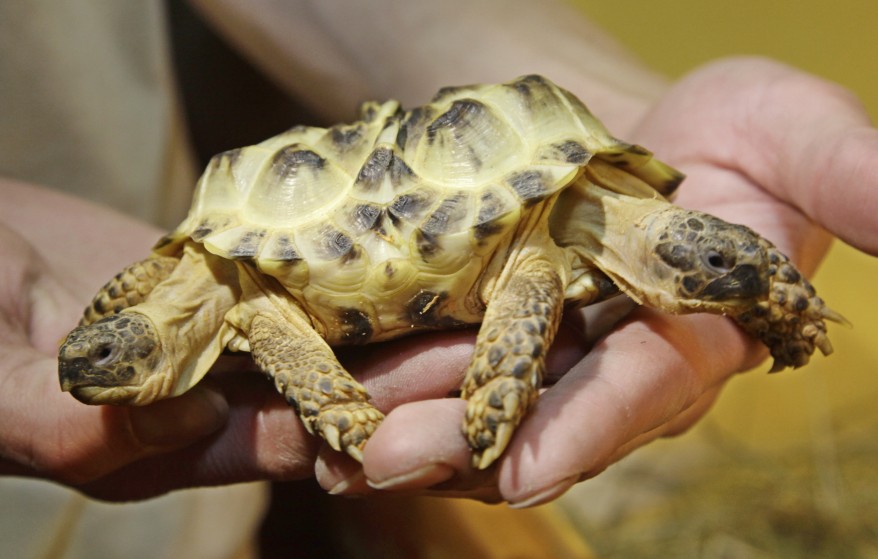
475,220,505,240
628,144,651,156
230,231,266,260
320,228,354,260
389,191,433,222
191,220,214,241
555,141,590,164
329,124,364,150
656,242,695,272
395,123,408,150
407,290,445,325
422,193,468,235
661,172,686,197
356,147,393,190
389,153,416,185
352,204,382,232
340,245,362,265
271,146,326,178
360,103,379,123
397,106,432,150
416,230,440,260
405,290,466,328
210,148,243,170
153,235,175,250
273,235,302,262
426,100,486,144
509,74,549,98
338,308,373,344
474,191,510,240
507,170,549,203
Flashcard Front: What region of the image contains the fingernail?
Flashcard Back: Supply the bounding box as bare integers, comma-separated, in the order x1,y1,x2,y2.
366,463,455,491
508,475,578,509
129,386,228,447
328,470,368,495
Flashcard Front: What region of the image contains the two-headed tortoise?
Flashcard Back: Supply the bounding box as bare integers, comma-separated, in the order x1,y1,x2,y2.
58,75,842,469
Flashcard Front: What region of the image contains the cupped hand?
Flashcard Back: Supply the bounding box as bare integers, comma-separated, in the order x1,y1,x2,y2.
0,181,321,501
321,58,878,505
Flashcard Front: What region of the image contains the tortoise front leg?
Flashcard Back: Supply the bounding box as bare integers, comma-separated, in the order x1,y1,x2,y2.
248,310,384,462
462,255,567,470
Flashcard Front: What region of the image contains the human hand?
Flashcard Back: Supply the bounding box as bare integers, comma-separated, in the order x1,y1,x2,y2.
315,58,878,506
0,181,325,500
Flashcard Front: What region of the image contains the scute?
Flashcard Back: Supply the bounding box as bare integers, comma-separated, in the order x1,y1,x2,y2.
166,75,677,288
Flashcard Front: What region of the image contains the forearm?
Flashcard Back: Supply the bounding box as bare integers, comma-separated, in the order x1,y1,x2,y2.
189,0,667,132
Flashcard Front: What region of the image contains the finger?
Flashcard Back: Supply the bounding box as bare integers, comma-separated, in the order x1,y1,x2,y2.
0,351,228,487
601,383,724,467
494,309,762,507
357,399,504,499
637,57,878,254
72,371,320,501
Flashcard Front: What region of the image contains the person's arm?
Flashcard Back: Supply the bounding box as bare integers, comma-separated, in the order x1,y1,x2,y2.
188,0,667,131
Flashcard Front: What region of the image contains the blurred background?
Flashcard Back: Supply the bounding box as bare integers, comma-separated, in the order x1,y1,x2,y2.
561,1,878,557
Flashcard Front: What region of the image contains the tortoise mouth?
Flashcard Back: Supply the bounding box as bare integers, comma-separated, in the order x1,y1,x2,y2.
68,385,141,405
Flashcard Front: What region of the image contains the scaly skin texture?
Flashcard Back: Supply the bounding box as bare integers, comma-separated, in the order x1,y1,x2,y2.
734,243,844,372
462,256,566,469
80,256,179,325
249,313,384,462
59,313,162,403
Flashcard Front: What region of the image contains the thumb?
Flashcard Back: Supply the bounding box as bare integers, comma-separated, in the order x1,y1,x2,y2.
636,56,878,255
0,351,227,486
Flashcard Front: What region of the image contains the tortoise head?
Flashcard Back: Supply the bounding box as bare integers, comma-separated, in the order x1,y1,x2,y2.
644,211,772,312
633,208,844,370
58,313,168,405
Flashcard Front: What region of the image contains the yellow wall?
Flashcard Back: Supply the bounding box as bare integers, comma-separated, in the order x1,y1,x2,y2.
570,1,878,448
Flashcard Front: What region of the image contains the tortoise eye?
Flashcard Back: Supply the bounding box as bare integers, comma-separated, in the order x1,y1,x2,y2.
704,250,733,274
90,343,118,365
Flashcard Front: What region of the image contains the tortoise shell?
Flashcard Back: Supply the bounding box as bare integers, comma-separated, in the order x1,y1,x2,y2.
157,75,681,344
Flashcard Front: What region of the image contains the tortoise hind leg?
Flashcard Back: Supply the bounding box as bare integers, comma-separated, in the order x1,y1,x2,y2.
248,311,384,462
80,255,179,325
462,256,567,470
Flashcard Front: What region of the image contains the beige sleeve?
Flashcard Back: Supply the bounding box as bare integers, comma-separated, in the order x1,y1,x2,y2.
0,1,195,228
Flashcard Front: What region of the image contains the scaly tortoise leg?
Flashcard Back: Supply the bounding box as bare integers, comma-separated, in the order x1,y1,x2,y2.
80,255,179,325
248,311,384,462
462,255,567,469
